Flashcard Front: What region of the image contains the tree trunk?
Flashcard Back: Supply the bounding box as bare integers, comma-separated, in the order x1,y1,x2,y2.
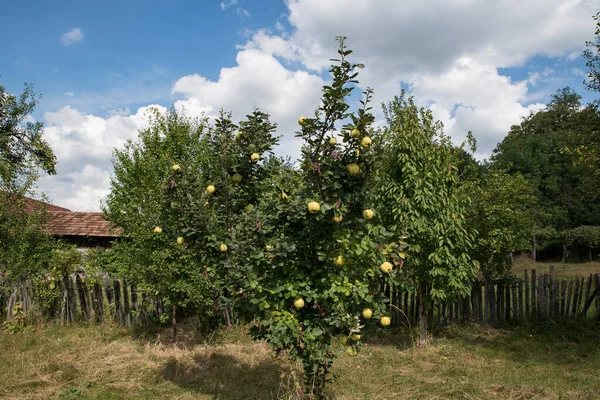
531,235,537,262
172,305,177,345
509,252,514,263
418,283,427,347
589,247,593,262
562,244,568,263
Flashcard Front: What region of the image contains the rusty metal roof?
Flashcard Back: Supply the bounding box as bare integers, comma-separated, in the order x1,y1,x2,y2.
46,211,120,237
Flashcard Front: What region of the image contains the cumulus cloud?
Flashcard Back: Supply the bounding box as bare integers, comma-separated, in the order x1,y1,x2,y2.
37,105,166,210
60,28,84,47
40,0,598,209
172,47,325,158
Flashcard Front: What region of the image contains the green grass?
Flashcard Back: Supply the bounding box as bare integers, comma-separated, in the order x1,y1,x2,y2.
512,255,600,280
1,320,599,399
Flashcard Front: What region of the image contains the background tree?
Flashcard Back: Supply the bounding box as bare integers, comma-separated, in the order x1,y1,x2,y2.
180,38,400,398
491,87,600,260
462,169,536,277
0,81,57,291
375,92,478,346
104,109,220,339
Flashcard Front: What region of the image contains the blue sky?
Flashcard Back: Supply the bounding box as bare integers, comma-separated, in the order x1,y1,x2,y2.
1,0,290,117
1,0,598,210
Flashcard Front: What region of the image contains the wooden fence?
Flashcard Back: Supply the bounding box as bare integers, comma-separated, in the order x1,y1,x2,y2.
0,274,166,326
1,266,599,326
387,266,600,326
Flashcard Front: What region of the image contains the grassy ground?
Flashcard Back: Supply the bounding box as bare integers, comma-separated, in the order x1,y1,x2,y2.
1,319,599,399
511,255,600,280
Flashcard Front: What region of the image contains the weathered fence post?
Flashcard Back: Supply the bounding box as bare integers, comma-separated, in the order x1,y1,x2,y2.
122,281,131,327
113,280,123,325
595,274,600,320
75,274,90,321
524,270,530,317
531,269,537,316
91,283,104,323
131,285,138,326
537,275,547,318
560,280,567,315
549,266,555,316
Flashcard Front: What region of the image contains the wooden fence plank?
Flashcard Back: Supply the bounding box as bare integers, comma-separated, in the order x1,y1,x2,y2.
572,279,580,316
113,280,123,325
537,275,547,318
560,280,567,315
524,270,530,317
75,275,90,321
131,285,139,325
91,283,104,323
123,281,131,327
566,281,574,317
512,279,518,319
549,266,555,316
595,274,600,320
531,269,537,316
583,275,592,317
518,279,524,319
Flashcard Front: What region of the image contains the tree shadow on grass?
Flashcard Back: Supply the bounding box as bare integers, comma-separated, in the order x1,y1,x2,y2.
161,352,302,400
438,319,600,367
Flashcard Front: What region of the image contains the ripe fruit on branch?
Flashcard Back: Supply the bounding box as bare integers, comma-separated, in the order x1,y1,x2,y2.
298,116,308,126
332,214,343,223
347,163,360,176
362,308,373,319
153,226,162,233
265,244,274,252
339,336,348,345
329,137,337,145
177,237,184,245
251,153,260,162
231,173,242,183
381,316,391,327
380,261,393,273
206,185,216,194
219,244,228,252
351,128,361,138
346,346,357,356
307,201,321,214
294,298,305,309
360,136,372,148
362,209,374,220
334,255,345,267
171,164,180,171
350,333,361,341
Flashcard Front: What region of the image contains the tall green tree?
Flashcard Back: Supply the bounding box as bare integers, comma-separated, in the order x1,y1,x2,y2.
0,81,56,285
104,109,220,338
491,87,600,258
375,92,477,346
175,38,399,398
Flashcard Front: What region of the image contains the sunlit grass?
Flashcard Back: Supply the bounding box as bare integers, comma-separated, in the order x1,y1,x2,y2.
1,319,599,399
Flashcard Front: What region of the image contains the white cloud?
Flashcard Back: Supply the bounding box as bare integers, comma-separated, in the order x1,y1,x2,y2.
220,0,237,10
60,28,84,47
172,47,325,159
37,105,166,210
40,0,598,209
572,67,585,76
64,92,75,97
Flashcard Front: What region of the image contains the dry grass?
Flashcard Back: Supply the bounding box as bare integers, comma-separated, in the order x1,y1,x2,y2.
1,319,599,399
511,255,600,280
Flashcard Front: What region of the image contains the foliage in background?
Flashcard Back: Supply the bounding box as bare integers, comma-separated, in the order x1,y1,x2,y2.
375,92,477,345
491,87,600,258
462,170,536,278
0,81,57,288
104,109,219,327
